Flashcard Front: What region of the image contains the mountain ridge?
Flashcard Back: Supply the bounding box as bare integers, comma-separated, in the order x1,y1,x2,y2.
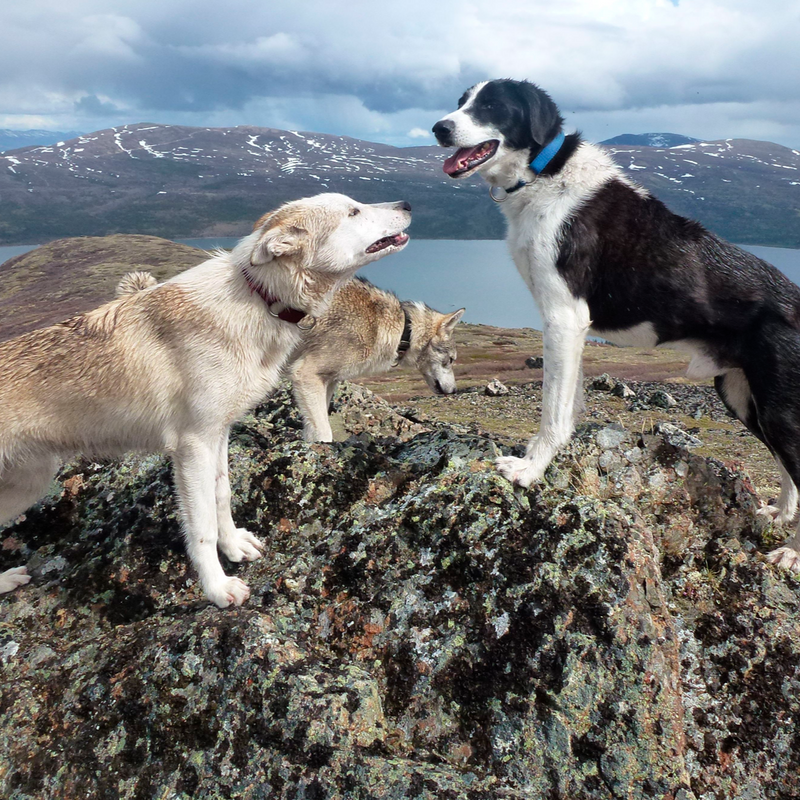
0,128,84,153
1,123,799,246
600,132,700,147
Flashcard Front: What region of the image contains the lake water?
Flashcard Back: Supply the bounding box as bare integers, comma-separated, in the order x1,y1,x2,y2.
3,238,800,331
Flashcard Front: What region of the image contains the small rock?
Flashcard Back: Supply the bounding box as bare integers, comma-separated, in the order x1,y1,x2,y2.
596,425,628,450
611,381,636,399
525,356,544,369
624,447,644,465
485,379,509,397
598,451,623,472
649,390,677,409
39,556,68,576
654,422,703,449
591,373,617,392
0,640,19,663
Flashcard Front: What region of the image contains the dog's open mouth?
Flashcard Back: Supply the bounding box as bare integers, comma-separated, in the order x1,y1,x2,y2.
443,140,499,177
366,233,410,254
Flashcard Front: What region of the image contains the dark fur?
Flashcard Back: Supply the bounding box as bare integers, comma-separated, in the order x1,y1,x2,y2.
557,175,800,472
436,78,800,533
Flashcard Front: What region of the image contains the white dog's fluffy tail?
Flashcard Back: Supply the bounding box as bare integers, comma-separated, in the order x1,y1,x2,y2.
116,271,157,297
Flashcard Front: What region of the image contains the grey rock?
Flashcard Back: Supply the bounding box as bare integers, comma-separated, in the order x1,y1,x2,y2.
0,383,796,799
655,421,703,449
649,389,678,409
525,356,544,369
591,372,617,391
596,424,628,450
485,378,509,396
611,381,636,399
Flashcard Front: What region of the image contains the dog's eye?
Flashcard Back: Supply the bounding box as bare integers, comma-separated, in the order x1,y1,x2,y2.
349,208,360,217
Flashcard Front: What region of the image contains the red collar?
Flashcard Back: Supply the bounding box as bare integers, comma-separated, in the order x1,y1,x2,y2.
242,268,309,325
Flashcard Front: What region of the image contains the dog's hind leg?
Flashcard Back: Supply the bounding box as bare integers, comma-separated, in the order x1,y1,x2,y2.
292,363,334,443
716,370,799,525
732,347,800,572
214,428,265,564
497,301,591,488
172,433,250,607
326,379,339,415
572,362,586,422
0,454,60,594
0,454,60,526
757,461,799,526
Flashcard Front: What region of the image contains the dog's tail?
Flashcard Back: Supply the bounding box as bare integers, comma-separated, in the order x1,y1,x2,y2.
116,270,158,297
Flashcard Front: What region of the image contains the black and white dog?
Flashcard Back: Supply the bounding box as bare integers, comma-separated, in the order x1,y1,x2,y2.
433,78,800,573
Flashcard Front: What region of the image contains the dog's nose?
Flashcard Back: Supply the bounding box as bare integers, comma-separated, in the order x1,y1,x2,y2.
432,119,454,143
398,200,411,212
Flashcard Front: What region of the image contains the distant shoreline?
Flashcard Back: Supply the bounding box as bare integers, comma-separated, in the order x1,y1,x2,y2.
3,236,800,250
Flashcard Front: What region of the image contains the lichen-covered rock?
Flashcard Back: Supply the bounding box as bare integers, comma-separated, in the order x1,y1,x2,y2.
591,373,617,392
610,380,636,400
650,389,678,409
1,384,799,799
485,379,509,397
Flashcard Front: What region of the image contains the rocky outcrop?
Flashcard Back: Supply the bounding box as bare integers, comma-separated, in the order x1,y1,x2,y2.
1,384,799,799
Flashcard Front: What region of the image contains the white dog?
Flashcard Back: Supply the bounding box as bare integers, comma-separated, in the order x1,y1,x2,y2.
0,194,411,606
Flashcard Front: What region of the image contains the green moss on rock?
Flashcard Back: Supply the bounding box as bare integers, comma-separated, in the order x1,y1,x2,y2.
1,386,799,799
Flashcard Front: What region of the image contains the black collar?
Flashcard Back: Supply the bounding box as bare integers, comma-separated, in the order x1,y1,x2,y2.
396,307,413,361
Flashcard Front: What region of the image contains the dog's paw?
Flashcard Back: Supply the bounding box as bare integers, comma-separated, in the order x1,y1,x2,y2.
495,455,543,489
766,546,800,574
205,576,251,608
218,528,265,563
756,503,797,526
0,566,31,594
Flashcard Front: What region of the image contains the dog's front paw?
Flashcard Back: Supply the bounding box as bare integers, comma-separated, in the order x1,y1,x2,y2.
205,576,251,608
495,455,544,489
219,528,265,563
0,566,31,594
766,546,800,574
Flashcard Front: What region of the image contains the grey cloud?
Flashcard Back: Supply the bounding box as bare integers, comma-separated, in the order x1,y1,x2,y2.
0,1,798,147
74,94,121,116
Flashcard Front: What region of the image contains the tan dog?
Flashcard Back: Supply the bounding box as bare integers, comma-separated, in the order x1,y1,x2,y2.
290,278,464,442
0,193,411,607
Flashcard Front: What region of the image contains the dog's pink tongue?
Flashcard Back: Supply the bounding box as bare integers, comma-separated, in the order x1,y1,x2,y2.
443,145,482,175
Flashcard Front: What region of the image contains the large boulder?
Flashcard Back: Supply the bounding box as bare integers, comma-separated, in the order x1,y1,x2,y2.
1,385,798,799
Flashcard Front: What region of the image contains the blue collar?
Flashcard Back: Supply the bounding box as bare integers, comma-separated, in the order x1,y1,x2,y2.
530,130,566,174
491,130,566,201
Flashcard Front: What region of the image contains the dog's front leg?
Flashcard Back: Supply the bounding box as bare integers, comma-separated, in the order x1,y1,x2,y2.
215,429,265,564
292,366,334,442
497,304,590,488
173,433,250,607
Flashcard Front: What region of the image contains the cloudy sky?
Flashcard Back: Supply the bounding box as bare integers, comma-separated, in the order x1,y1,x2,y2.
2,0,799,148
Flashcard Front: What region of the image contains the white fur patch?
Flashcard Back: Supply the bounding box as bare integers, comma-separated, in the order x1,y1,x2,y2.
593,321,659,349
593,328,725,381
717,368,751,421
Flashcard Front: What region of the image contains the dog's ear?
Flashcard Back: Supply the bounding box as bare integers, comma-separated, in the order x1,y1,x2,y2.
439,308,465,336
250,222,306,265
515,81,562,147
